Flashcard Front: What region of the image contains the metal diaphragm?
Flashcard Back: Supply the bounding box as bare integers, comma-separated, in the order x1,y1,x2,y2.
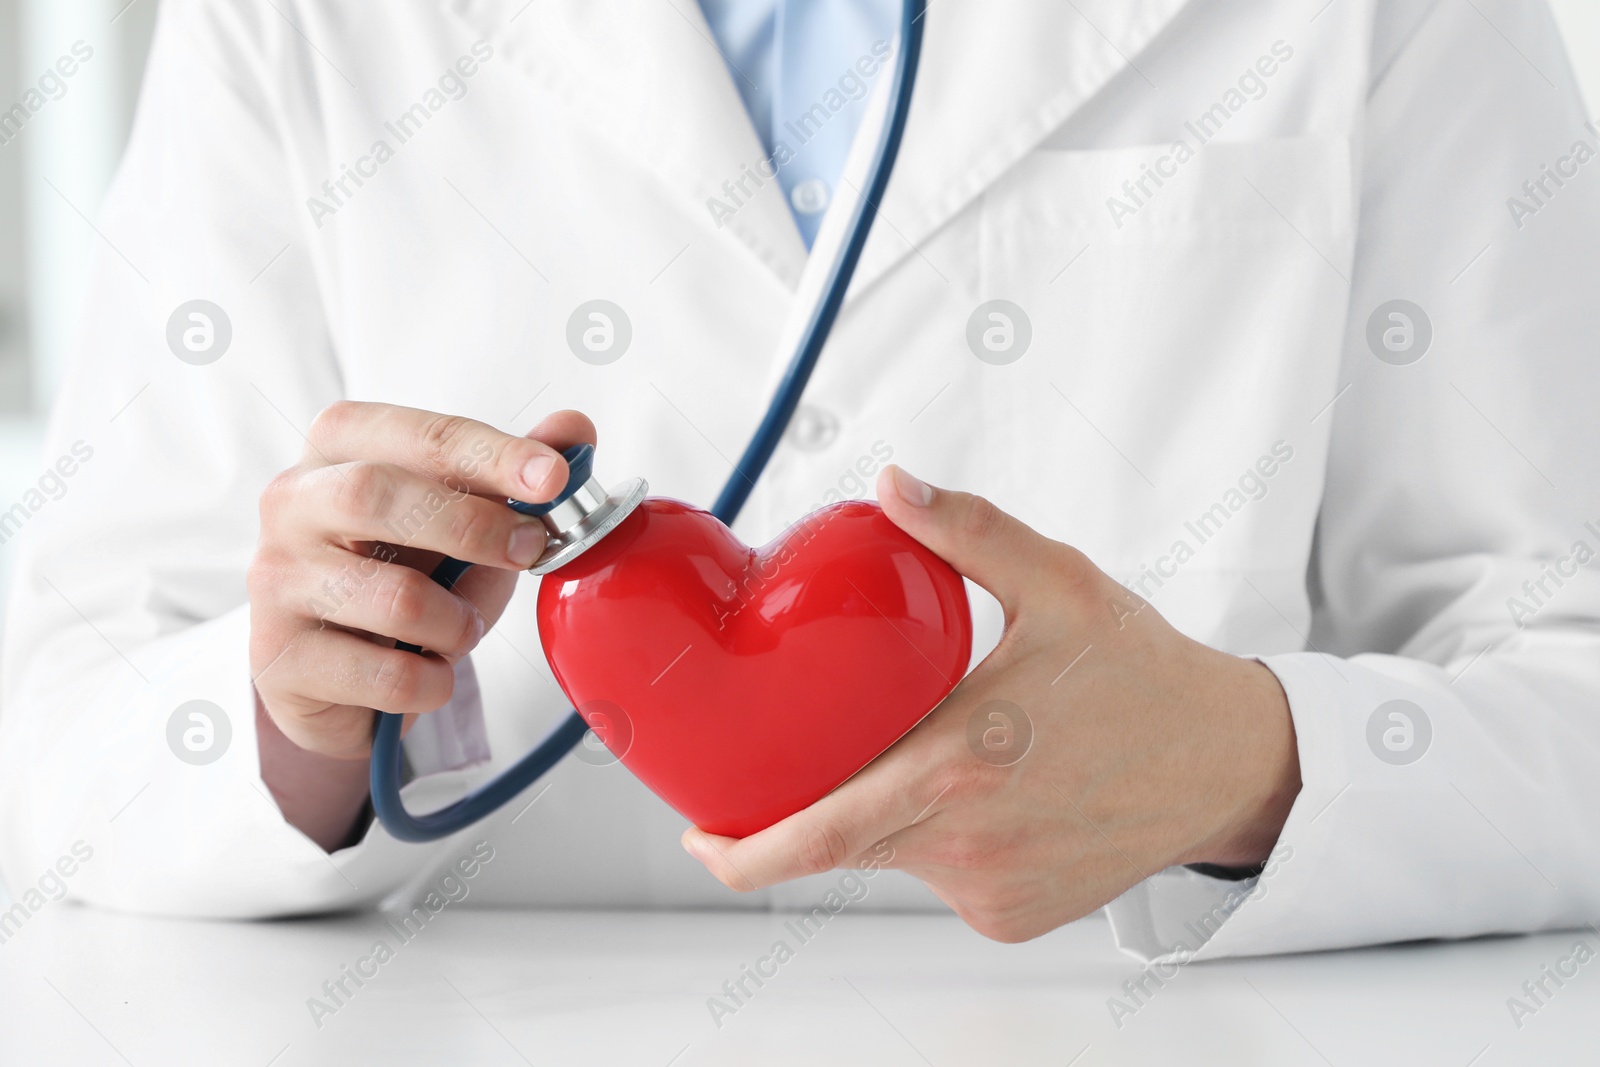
527,476,648,576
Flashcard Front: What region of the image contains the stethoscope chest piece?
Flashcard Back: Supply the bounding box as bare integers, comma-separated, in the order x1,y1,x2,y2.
510,443,648,576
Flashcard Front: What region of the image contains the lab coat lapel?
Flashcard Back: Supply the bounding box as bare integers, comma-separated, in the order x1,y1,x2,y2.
441,0,1192,300
441,0,812,290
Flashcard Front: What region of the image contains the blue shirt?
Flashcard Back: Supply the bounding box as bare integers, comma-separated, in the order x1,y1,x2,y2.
697,0,898,249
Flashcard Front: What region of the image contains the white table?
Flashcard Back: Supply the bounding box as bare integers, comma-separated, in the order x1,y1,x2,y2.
0,904,1591,1065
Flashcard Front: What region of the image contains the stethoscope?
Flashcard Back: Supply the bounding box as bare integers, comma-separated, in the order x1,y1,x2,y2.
371,0,927,842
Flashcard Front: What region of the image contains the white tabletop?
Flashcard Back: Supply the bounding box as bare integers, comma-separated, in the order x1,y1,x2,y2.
0,904,1591,1066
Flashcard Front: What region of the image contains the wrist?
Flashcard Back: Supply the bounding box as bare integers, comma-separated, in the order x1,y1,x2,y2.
256,697,373,852
1181,653,1301,869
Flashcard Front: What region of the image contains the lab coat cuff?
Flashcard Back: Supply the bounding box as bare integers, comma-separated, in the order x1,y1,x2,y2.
1105,652,1348,962
50,606,491,918
1103,869,1258,964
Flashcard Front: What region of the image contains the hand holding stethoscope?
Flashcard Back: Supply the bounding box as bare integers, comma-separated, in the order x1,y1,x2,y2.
251,0,927,848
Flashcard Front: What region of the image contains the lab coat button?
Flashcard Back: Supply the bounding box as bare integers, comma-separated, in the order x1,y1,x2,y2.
790,178,830,215
787,404,840,451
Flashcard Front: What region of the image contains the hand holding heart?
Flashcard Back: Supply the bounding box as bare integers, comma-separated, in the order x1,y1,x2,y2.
682,466,1302,943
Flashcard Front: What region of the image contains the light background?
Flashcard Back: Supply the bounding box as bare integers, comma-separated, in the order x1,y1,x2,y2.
0,0,1596,646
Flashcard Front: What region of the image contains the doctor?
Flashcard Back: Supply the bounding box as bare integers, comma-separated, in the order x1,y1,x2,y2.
1,0,1598,964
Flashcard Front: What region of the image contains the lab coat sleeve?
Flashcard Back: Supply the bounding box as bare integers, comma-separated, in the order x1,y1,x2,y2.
0,0,491,918
1107,0,1600,959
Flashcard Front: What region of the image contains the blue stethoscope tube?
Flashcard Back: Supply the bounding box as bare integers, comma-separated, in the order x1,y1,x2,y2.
371,0,927,842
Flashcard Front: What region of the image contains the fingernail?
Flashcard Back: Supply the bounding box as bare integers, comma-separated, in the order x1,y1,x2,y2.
508,522,546,567
681,832,707,862
892,465,934,507
522,454,558,496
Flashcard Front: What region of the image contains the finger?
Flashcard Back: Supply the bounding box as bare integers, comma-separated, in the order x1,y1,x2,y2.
681,765,945,891
264,627,456,717
262,699,380,761
291,547,487,657
305,401,586,504
523,408,597,453
437,560,519,640
271,462,550,569
876,464,1086,613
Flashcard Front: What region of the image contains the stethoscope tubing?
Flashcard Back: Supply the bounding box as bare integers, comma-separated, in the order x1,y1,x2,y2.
370,0,927,842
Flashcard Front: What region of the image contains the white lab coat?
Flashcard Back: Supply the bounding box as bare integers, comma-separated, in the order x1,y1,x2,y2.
2,0,1598,962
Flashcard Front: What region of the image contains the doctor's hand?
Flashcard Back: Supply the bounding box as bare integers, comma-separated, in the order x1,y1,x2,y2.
683,466,1302,943
247,402,591,849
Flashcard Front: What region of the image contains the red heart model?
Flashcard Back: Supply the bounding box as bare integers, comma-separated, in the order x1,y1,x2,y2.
537,497,973,838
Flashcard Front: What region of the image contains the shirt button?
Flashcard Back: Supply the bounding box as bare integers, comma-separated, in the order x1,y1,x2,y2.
786,404,840,452
789,178,831,216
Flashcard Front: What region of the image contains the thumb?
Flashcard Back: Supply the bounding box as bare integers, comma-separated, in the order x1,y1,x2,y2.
877,465,1070,612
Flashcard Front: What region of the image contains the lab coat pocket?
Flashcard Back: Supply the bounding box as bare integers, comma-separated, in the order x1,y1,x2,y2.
972,137,1354,643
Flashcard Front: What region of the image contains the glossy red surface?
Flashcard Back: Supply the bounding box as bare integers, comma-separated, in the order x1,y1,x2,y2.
536,498,972,838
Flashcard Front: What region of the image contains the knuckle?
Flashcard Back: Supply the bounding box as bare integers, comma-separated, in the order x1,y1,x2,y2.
960,495,1010,545
247,621,302,690
446,502,501,558
797,822,853,876
309,400,361,446
450,607,484,657
1049,542,1097,597
329,461,395,521
247,624,287,670
305,708,375,760
375,570,429,629
258,468,303,520
371,651,427,709
245,545,290,598
417,413,475,470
